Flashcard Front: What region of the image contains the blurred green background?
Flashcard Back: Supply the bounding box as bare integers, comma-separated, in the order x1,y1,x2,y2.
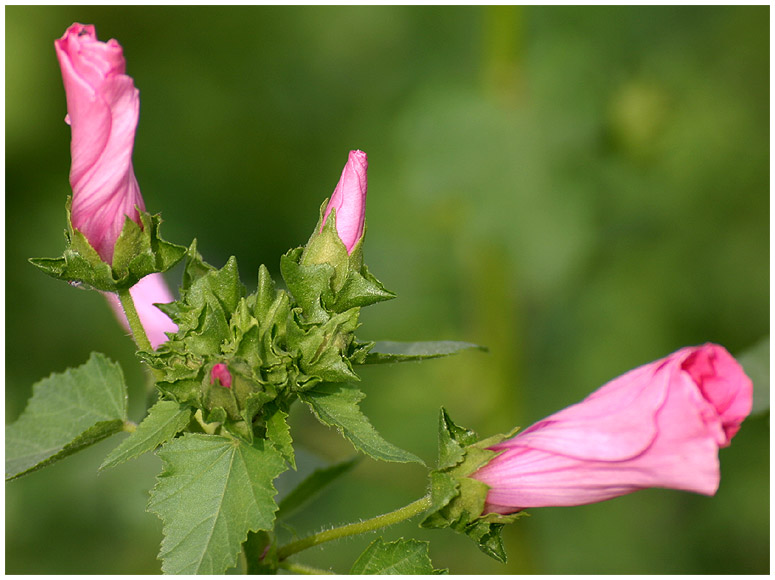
5,5,769,574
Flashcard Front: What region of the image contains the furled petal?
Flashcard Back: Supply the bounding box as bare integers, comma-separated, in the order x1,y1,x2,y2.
321,150,368,254
473,344,752,513
55,23,145,264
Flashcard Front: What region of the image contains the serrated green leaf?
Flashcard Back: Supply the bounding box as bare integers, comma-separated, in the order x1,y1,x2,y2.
350,538,447,574
264,403,295,469
147,433,287,574
100,400,192,471
300,383,423,465
5,353,128,480
277,457,359,520
363,341,487,364
737,336,769,415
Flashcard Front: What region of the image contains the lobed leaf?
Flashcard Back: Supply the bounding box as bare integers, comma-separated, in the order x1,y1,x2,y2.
5,353,128,481
147,433,287,574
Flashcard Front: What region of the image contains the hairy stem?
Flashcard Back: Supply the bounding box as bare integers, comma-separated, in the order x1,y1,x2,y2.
277,494,432,561
278,561,335,575
117,288,154,352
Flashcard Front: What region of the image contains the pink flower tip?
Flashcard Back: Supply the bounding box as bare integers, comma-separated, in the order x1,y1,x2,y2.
210,363,233,389
55,23,145,264
321,150,368,254
472,343,753,514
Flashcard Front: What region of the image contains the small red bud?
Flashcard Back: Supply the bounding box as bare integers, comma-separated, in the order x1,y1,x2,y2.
210,363,232,389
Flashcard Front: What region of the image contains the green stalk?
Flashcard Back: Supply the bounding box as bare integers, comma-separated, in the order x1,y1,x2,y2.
278,561,335,575
117,288,154,352
117,288,165,384
277,494,432,561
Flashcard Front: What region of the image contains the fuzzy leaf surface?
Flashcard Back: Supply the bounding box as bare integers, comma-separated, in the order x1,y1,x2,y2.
147,433,286,574
300,383,423,465
350,538,447,574
363,341,486,364
100,399,192,470
5,353,127,480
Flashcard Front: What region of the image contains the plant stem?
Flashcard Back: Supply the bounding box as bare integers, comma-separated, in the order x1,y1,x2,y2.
278,561,335,575
277,494,432,561
117,288,154,352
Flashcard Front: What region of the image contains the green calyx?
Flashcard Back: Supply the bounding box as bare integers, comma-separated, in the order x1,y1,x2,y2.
29,197,186,292
141,236,395,443
284,208,394,327
421,408,524,563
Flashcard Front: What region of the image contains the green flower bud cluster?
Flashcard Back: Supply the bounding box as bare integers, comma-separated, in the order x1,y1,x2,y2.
141,215,394,441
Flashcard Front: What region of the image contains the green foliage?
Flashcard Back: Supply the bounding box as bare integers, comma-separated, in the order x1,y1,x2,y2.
350,538,447,574
283,214,395,323
301,382,423,464
6,6,769,575
263,402,295,469
363,341,487,365
5,353,128,481
100,399,192,471
421,408,523,563
29,201,185,292
147,433,287,574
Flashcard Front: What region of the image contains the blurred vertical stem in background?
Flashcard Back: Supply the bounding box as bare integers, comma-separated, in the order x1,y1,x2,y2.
482,5,525,106
453,6,535,573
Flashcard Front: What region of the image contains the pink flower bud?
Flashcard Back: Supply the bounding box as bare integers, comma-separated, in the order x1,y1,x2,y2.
472,343,753,514
210,363,233,389
321,150,368,254
55,23,145,264
104,273,177,350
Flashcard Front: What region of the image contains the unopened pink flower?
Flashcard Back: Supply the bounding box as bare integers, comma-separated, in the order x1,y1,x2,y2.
104,273,177,350
55,23,145,264
321,150,368,254
210,363,233,389
473,343,753,514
